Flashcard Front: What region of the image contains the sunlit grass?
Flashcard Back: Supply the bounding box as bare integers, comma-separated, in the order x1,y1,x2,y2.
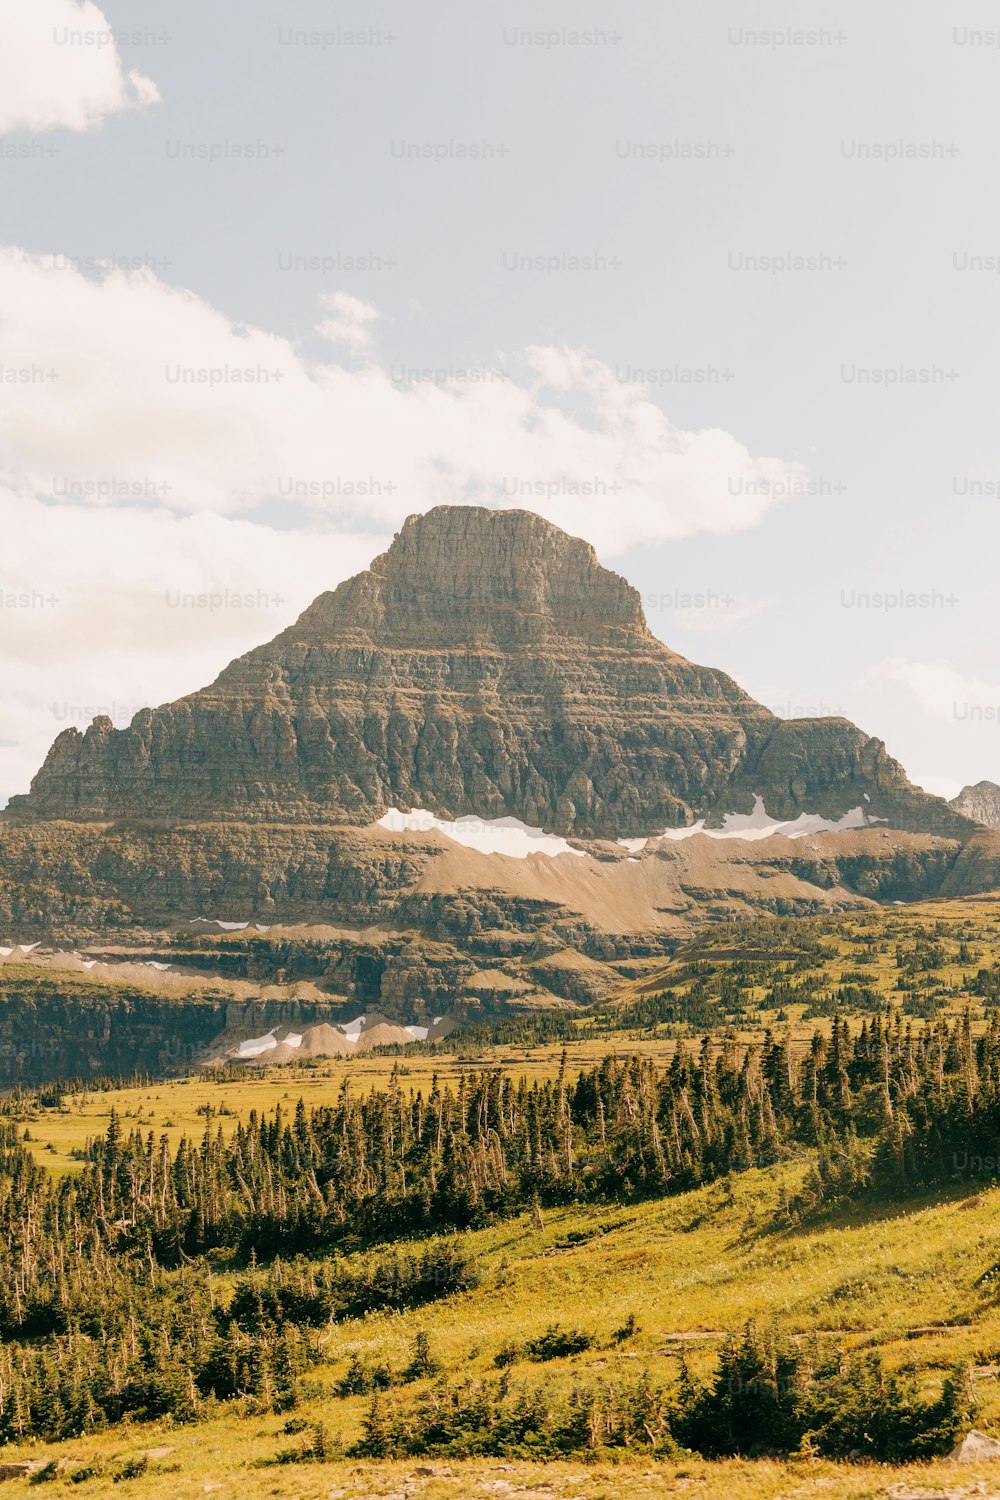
2,1154,1000,1493
7,892,1000,1491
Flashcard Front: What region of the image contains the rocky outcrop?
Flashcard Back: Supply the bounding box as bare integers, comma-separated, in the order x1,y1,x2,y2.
6,506,963,840
950,781,1000,829
529,948,621,1004
0,977,229,1085
720,718,969,837
0,819,432,931
2,816,990,948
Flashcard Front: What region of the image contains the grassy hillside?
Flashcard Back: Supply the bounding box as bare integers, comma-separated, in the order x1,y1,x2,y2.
612,893,1000,1031
0,1165,999,1494
6,894,1000,1493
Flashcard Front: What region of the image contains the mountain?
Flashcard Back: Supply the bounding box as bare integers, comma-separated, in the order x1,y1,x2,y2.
5,506,969,840
1,504,999,1042
950,780,1000,829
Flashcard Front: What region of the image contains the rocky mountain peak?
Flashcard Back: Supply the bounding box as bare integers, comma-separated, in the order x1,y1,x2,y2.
3,505,971,839
950,781,1000,829
282,505,652,649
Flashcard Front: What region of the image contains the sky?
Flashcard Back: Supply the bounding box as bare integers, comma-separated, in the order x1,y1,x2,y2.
1,0,999,808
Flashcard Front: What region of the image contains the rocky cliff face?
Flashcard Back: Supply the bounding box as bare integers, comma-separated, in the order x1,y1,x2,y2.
1,813,992,948
5,506,968,840
718,717,967,837
0,978,229,1085
950,781,1000,830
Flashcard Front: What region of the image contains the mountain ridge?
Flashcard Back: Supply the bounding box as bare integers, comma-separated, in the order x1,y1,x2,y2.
5,505,971,842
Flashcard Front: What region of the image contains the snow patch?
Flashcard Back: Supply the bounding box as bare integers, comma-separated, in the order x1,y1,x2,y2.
657,796,883,843
617,837,648,853
235,1029,304,1058
232,1013,451,1064
188,919,270,932
236,1030,279,1058
377,808,585,859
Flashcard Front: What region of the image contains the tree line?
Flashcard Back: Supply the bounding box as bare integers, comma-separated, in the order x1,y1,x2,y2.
0,1009,996,1446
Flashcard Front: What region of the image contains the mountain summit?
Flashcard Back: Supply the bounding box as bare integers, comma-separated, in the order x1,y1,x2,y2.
950,781,1000,829
7,506,964,839
286,505,652,648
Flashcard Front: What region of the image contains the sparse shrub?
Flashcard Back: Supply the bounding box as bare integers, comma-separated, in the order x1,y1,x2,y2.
675,1321,974,1460
67,1463,105,1485
350,1371,679,1459
28,1463,60,1485
403,1330,442,1381
303,1422,338,1461
258,1420,343,1467
111,1454,149,1483
335,1351,393,1396
524,1324,594,1361
613,1313,639,1343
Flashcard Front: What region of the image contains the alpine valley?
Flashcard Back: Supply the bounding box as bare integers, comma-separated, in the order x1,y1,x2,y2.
7,508,1000,1495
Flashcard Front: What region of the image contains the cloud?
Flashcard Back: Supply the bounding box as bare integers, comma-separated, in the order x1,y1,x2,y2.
0,0,160,134
869,658,1000,722
0,248,806,556
0,487,387,804
317,292,380,355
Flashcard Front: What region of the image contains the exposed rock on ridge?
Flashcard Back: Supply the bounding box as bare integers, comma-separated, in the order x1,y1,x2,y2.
6,506,968,842
950,780,1000,830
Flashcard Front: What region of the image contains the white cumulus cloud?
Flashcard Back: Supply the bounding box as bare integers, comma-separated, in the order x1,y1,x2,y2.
0,486,387,805
0,247,806,554
0,0,160,134
317,292,380,355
